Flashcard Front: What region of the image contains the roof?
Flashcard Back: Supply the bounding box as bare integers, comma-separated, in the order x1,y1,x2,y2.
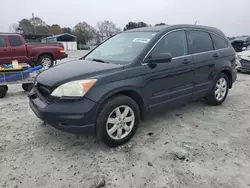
44,33,77,39
125,24,226,37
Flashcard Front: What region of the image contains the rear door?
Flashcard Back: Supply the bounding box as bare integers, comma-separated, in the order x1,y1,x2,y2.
144,30,194,110
0,35,11,64
7,35,28,63
188,30,220,99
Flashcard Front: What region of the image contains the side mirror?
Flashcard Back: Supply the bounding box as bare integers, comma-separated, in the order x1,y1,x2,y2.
147,53,173,63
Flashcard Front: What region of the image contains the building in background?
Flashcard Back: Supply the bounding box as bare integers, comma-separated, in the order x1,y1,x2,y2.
42,33,77,51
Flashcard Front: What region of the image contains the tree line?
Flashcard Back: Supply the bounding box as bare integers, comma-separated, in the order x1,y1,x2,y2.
9,16,167,45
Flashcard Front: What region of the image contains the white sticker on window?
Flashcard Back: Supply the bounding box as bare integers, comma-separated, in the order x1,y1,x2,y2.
132,38,150,43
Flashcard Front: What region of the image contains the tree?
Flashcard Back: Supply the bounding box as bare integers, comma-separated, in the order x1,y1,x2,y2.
29,17,49,34
73,22,95,45
123,21,148,31
97,21,121,41
62,27,72,34
49,24,63,35
16,19,34,34
155,23,166,26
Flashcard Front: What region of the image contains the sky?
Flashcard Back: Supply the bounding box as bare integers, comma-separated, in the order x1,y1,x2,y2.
0,0,249,37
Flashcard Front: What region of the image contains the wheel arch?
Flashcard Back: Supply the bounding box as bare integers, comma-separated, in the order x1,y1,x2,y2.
95,87,147,121
218,68,233,89
38,53,55,61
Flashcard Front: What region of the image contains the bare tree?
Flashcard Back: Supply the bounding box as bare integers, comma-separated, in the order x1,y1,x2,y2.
73,22,96,45
97,21,121,41
9,24,19,33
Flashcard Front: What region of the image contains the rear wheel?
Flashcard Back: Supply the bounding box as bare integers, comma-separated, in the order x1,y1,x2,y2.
0,86,7,98
206,73,229,105
22,83,33,92
38,55,54,69
96,95,140,147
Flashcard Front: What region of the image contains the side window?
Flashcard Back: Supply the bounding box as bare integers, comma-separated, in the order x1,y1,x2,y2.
211,34,228,49
190,31,213,53
152,31,188,58
0,36,7,47
8,36,22,47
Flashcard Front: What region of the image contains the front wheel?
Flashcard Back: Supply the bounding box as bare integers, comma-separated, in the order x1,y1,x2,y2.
96,95,140,147
206,73,229,105
22,83,33,92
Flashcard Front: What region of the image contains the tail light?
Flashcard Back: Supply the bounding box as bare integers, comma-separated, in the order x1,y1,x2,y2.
58,47,65,53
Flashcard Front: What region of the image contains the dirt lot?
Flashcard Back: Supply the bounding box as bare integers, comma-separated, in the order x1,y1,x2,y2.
1,52,250,188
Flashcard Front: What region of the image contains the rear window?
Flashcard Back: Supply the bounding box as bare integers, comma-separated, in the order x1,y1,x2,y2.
211,34,228,49
8,36,22,47
190,31,214,53
0,36,6,47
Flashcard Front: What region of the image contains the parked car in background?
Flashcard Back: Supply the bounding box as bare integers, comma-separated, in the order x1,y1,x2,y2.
29,25,237,146
0,33,68,68
231,37,250,51
236,46,250,72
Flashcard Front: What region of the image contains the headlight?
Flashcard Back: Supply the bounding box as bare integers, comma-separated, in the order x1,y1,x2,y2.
51,79,97,97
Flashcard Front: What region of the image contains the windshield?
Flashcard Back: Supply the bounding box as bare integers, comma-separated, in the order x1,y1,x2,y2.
85,32,157,64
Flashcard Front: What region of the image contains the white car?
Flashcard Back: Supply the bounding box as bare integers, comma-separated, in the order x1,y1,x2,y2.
236,46,250,72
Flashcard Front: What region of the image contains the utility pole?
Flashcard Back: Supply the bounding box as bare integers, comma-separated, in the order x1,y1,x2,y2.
32,13,36,34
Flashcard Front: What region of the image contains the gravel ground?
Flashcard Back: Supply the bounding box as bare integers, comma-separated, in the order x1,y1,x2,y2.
1,52,250,188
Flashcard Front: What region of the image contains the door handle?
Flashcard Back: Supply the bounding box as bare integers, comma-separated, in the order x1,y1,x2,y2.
182,59,191,64
12,49,16,51
3,49,7,52
213,53,220,58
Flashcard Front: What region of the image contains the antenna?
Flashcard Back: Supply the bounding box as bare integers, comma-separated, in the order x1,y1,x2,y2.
194,21,197,25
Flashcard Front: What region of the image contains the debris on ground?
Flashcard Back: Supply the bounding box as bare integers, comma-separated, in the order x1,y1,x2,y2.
175,113,183,117
147,132,154,136
171,149,189,160
148,162,153,166
90,176,106,188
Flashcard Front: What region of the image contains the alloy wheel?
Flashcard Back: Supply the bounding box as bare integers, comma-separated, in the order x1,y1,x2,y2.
106,105,135,140
215,78,227,101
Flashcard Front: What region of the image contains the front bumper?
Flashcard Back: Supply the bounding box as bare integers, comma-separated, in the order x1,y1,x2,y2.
236,59,250,71
28,89,97,134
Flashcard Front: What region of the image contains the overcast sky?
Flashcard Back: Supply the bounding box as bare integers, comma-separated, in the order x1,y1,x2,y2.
0,0,249,36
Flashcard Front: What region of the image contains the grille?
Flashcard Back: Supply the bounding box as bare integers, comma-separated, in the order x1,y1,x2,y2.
37,83,51,98
240,59,250,68
36,83,58,103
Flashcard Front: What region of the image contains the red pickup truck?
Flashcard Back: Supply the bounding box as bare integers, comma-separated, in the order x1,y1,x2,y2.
0,33,68,68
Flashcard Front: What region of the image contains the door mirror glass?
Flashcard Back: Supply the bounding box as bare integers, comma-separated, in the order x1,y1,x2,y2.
147,53,173,63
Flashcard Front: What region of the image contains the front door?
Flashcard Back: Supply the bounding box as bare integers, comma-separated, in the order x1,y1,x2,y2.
7,35,27,63
0,35,11,65
143,30,194,110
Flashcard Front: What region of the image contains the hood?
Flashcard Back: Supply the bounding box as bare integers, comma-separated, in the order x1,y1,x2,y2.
238,50,250,61
36,60,123,87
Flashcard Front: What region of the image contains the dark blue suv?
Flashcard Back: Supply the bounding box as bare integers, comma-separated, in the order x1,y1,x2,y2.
29,25,237,146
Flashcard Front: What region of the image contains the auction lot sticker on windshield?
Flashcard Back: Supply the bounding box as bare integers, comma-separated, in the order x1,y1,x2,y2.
133,38,151,43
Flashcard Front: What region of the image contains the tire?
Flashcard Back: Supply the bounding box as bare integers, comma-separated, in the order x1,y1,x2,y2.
22,83,33,92
3,85,8,92
206,73,229,106
38,55,54,69
0,86,7,98
96,95,140,147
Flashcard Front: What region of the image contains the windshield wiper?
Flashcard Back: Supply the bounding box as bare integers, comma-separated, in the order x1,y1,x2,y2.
91,59,110,64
